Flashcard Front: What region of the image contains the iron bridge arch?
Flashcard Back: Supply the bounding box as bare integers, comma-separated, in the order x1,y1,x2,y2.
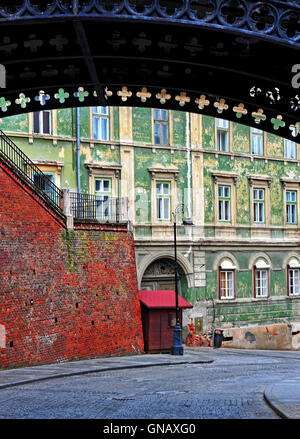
0,0,299,141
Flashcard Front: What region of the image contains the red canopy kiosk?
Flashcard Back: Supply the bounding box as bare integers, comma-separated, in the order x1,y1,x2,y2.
139,290,193,353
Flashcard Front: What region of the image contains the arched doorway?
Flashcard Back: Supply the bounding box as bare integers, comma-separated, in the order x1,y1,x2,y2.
141,257,188,297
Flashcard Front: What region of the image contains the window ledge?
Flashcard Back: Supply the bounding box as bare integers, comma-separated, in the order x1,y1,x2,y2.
215,296,291,304
148,167,179,180
281,177,300,186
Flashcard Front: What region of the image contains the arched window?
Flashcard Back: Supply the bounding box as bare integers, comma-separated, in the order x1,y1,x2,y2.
254,258,270,298
219,258,236,300
287,258,300,297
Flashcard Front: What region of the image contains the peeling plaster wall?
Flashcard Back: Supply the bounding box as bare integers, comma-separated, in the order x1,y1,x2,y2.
2,107,300,350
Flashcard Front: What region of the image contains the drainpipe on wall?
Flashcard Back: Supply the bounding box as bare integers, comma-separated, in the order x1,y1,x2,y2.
186,112,192,221
76,107,81,194
184,112,193,257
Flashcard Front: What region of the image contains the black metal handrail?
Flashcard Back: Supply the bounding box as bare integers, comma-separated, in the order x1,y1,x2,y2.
0,129,63,215
70,192,128,222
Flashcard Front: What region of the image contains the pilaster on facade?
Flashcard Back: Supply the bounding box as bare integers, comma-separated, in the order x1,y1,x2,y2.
192,151,204,228
190,113,202,150
120,146,135,222
52,110,57,146
119,107,132,144
193,250,206,288
28,112,33,144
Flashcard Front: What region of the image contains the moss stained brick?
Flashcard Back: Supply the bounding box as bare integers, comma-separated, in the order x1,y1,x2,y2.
0,162,144,369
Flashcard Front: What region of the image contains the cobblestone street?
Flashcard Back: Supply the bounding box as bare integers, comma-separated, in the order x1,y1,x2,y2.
1,348,300,420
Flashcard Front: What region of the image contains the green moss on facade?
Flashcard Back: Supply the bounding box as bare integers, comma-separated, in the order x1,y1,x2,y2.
132,107,152,144
202,115,215,149
232,122,250,154
57,108,74,137
172,111,186,147
1,107,300,337
0,113,28,133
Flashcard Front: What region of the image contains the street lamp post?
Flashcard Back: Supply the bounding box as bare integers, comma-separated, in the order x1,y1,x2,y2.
171,204,193,356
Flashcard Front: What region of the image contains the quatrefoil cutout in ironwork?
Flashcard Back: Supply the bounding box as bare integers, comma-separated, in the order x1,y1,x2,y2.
73,87,89,102
15,93,30,109
34,90,50,106
54,88,69,104
0,97,11,112
271,115,285,130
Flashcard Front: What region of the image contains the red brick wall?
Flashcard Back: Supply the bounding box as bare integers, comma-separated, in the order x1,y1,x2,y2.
0,162,144,368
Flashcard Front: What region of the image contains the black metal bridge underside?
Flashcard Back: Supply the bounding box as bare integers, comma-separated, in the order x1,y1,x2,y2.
0,0,299,141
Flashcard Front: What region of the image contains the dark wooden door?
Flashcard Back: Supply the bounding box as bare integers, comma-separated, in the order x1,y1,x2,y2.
148,310,161,352
160,310,176,351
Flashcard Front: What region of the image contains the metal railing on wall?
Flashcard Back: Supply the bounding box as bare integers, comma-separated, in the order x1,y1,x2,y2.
0,129,130,225
0,129,63,215
69,192,129,222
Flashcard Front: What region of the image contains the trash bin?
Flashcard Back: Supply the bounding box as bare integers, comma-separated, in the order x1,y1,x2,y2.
213,329,223,348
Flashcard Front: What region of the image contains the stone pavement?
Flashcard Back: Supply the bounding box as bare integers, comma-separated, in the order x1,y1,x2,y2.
0,349,213,390
264,379,300,419
0,348,299,419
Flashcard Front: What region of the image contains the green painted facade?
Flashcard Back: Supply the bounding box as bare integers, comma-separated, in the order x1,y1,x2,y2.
1,106,300,345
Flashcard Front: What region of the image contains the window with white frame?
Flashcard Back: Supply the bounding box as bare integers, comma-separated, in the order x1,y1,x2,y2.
216,119,229,152
252,128,263,155
218,185,230,221
219,259,235,299
153,109,168,146
285,139,296,159
156,181,171,221
93,106,109,141
288,258,300,296
94,177,111,218
254,259,270,298
286,190,297,224
253,188,265,223
33,111,51,135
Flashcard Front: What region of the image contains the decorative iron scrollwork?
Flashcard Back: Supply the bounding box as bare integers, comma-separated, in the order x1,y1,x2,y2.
218,0,248,27
0,1,298,44
248,2,278,34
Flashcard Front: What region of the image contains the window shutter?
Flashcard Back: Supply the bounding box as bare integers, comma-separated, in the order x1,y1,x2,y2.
33,111,40,134
43,111,50,134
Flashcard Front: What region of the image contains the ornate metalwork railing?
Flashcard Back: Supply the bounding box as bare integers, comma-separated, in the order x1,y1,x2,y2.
69,192,129,222
0,1,298,43
0,129,63,215
0,0,298,142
